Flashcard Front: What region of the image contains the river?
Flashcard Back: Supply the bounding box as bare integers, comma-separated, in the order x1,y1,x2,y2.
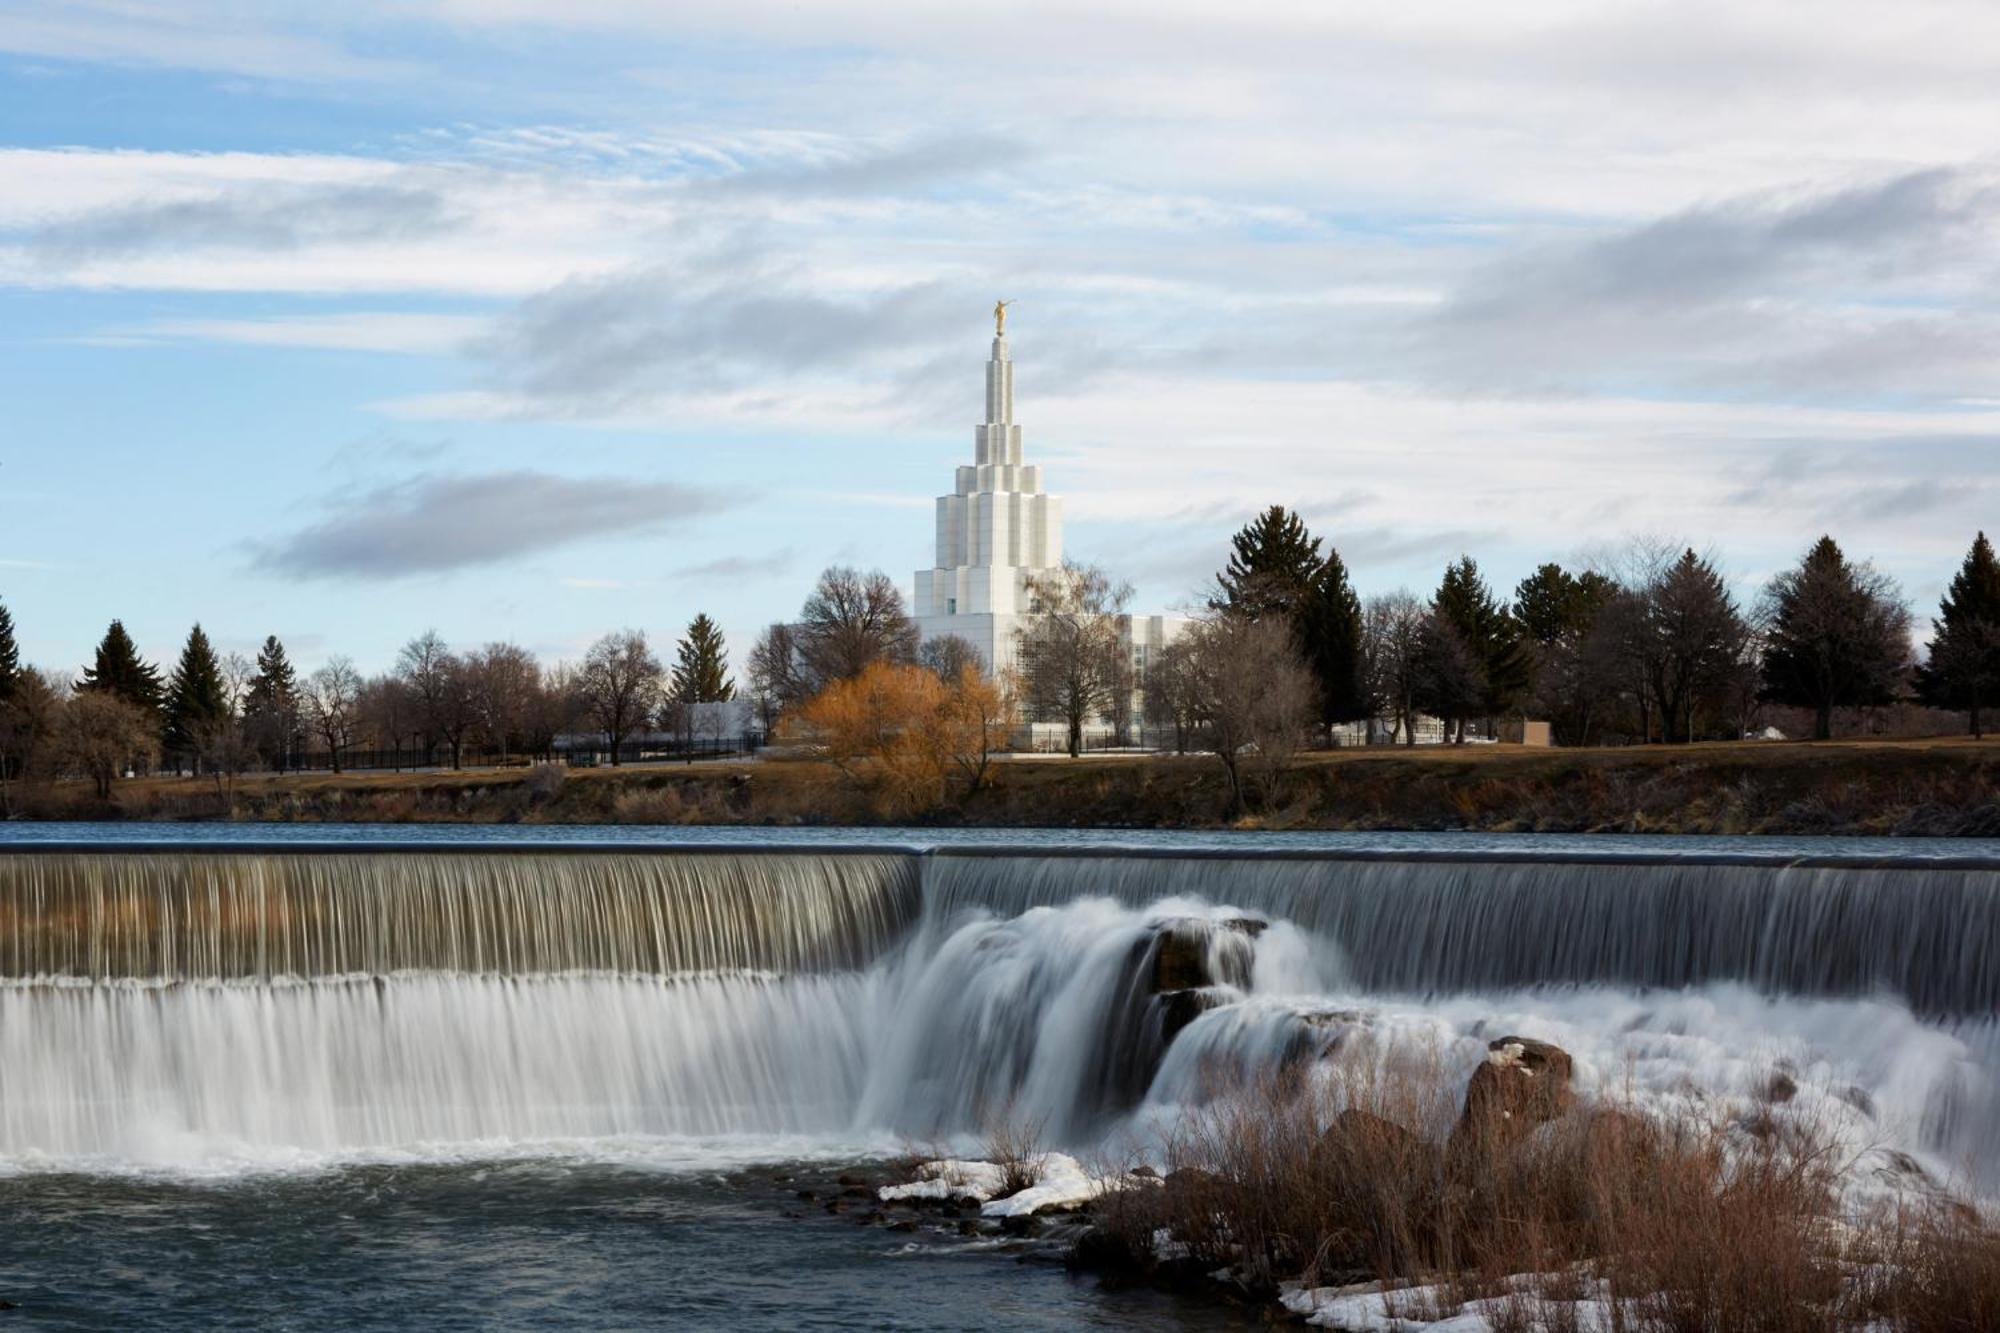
2,825,1995,1329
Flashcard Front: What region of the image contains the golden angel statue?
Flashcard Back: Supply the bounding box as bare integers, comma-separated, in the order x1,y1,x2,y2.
994,299,1011,335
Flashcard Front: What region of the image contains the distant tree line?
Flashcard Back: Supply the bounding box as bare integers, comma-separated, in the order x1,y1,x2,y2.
4,515,1997,811
0,607,744,810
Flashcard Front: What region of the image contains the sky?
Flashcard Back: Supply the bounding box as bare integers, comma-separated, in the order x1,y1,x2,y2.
2,1,1997,678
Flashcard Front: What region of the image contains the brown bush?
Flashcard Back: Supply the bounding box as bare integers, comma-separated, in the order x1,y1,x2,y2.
1083,1046,2000,1330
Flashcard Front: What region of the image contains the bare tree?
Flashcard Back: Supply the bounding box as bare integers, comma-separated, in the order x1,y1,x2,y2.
579,629,662,765
397,630,454,763
1017,561,1133,757
798,566,919,686
466,642,539,762
1185,614,1316,815
525,663,581,761
357,674,418,769
303,657,362,773
747,623,805,732
1363,592,1425,746
57,690,159,800
1143,640,1203,754
0,667,65,814
918,634,984,682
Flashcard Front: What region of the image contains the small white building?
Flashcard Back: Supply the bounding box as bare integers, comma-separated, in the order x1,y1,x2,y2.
915,311,1185,687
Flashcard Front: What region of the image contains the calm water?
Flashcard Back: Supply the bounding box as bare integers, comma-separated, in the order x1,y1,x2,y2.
0,1162,1249,1331
6,819,2000,860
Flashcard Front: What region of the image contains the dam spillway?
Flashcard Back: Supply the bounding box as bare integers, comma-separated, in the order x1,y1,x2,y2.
0,839,1995,1185
3,844,1995,1010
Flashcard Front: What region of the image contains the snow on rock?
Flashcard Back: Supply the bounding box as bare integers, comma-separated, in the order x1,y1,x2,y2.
880,1154,1155,1217
979,1153,1102,1218
878,1159,1010,1203
1280,1279,1618,1332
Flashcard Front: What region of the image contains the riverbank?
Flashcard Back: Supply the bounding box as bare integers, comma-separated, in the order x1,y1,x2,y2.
7,737,2000,835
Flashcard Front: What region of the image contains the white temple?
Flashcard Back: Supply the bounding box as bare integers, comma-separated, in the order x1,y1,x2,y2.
912,304,1063,675
916,307,1184,707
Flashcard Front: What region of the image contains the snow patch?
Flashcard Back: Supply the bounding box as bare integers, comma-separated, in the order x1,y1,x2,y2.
1280,1278,1618,1332
880,1153,1155,1217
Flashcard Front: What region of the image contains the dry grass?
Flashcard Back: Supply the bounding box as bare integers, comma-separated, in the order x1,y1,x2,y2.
980,1103,1050,1197
1085,1049,2000,1331
10,734,2000,832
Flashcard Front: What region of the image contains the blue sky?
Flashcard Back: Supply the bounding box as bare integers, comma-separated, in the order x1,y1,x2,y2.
3,2,1998,678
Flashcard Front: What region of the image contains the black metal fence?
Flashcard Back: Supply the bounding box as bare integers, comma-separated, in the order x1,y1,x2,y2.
159,733,764,777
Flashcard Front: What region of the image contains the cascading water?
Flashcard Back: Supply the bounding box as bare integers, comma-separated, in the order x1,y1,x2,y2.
2,845,1995,1194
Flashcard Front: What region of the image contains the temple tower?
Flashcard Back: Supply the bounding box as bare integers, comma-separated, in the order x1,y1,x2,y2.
913,310,1063,650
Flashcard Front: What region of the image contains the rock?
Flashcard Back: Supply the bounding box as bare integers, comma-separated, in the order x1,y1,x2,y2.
1327,1108,1425,1156
1313,1109,1439,1180
1157,987,1226,1044
1761,1070,1798,1104
1151,927,1211,992
1449,1035,1575,1156
1581,1108,1660,1172
836,1173,867,1186
1150,918,1263,993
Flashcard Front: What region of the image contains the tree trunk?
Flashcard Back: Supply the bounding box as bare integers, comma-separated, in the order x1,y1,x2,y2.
1815,703,1833,741
1973,703,1983,739
1067,713,1082,759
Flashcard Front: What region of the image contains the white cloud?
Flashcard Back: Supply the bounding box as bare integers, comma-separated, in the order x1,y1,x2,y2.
122,312,488,355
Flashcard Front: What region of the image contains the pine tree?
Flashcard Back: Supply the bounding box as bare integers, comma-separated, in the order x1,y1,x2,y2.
0,597,19,704
671,614,735,703
1297,551,1369,726
77,619,163,715
1920,532,2000,737
1512,564,1614,647
1760,536,1911,740
1432,556,1529,729
242,635,300,769
1213,506,1322,619
163,623,231,761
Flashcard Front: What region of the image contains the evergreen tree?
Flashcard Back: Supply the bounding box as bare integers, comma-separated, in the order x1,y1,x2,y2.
242,635,300,769
1213,505,1322,619
1213,507,1369,731
1759,536,1911,740
0,597,19,704
1297,551,1369,726
163,623,231,761
1512,564,1615,647
1431,556,1529,728
1920,532,2000,737
77,619,163,715
670,614,736,703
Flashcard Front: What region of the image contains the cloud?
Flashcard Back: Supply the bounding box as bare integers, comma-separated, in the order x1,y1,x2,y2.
1411,168,2000,399
709,133,1033,198
479,264,970,411
253,470,728,579
29,182,460,261
119,312,487,354
673,550,794,581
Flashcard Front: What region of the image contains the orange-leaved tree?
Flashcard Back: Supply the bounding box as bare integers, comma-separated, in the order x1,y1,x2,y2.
790,661,1009,816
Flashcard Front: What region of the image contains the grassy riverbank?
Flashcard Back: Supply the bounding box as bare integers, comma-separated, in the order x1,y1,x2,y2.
7,736,2000,835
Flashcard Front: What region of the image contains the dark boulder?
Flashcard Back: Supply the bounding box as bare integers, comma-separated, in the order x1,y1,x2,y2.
1448,1035,1575,1158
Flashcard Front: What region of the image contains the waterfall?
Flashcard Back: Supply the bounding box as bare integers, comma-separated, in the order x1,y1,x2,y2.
925,851,2000,1015
0,843,1995,1187
0,850,918,979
